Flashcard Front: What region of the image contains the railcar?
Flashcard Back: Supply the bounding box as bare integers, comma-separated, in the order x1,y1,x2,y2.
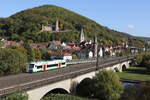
27,60,67,73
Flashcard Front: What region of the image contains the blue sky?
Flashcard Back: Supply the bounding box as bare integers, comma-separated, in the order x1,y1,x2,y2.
0,0,150,37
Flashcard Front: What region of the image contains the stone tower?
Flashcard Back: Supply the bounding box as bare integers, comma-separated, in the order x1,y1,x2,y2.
94,35,98,57
55,20,59,32
80,28,85,42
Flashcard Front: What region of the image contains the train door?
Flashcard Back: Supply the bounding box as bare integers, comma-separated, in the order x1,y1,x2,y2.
43,64,46,72
58,63,61,68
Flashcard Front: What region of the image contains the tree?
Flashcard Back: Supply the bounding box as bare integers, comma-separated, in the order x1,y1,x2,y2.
76,70,123,100
33,48,42,61
0,5,145,47
0,48,27,75
23,42,35,62
93,70,123,100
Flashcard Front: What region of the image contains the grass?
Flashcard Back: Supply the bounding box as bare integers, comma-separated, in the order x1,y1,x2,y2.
117,67,150,81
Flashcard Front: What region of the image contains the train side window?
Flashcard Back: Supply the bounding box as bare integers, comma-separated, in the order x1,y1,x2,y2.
37,65,42,69
62,63,66,65
47,64,58,68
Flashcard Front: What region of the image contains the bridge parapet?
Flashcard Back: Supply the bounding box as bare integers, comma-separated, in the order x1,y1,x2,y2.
0,56,135,96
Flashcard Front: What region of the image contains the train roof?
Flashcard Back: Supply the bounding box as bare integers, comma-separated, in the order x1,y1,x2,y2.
29,59,66,65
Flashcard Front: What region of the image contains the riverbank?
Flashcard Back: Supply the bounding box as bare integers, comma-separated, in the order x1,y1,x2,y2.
117,67,150,81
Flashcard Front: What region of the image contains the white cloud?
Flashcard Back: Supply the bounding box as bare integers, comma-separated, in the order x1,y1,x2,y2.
127,25,135,29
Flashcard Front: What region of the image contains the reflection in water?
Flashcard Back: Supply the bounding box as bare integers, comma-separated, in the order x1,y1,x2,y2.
122,82,135,86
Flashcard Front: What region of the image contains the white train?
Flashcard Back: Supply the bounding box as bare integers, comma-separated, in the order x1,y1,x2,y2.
27,60,67,73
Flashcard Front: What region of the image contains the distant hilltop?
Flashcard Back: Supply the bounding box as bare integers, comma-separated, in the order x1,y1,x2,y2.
0,5,146,47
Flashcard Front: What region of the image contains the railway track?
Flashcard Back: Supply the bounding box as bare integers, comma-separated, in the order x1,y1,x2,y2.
0,56,134,96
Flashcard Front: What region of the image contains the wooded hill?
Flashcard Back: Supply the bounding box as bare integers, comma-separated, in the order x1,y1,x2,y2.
0,5,145,47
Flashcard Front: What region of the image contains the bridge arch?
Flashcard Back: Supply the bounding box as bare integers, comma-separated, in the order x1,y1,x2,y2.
76,78,94,97
114,67,120,72
45,88,69,94
42,88,69,99
27,79,71,100
122,64,127,71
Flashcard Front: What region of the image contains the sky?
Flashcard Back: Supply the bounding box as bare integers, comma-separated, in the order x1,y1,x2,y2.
0,0,150,37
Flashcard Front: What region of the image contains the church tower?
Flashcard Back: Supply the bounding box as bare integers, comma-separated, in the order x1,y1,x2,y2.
94,35,98,57
80,28,85,42
55,20,59,32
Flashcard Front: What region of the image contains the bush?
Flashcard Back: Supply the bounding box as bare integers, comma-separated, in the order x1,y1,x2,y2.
72,55,77,59
141,54,150,71
41,94,96,100
0,91,28,100
121,83,150,100
135,56,143,66
76,78,95,98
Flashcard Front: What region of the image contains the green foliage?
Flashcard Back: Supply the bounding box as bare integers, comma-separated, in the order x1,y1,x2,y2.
76,78,95,98
0,91,28,100
76,70,123,100
135,56,143,66
72,55,78,59
121,83,150,100
0,41,2,47
0,48,27,76
116,51,131,57
33,48,42,61
41,94,96,100
117,67,150,81
0,5,145,46
42,51,51,60
93,70,123,100
141,54,150,71
23,42,35,62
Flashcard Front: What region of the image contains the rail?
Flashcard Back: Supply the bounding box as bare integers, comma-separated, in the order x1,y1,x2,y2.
0,56,135,96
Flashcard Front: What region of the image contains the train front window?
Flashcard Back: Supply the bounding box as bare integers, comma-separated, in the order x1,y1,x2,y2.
29,64,34,68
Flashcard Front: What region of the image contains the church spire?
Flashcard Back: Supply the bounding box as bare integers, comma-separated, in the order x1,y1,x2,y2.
80,28,85,42
55,20,59,32
94,35,98,57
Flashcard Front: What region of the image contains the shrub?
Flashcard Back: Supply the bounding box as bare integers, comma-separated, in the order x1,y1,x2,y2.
141,54,150,71
121,83,150,100
76,78,95,98
0,91,28,100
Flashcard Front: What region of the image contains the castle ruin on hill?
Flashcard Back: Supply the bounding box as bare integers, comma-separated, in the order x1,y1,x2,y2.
41,20,60,32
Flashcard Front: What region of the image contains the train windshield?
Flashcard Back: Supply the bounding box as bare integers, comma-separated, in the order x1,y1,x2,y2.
29,64,34,68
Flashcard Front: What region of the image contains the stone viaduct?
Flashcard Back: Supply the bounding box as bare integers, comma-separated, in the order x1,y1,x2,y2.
27,57,131,100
